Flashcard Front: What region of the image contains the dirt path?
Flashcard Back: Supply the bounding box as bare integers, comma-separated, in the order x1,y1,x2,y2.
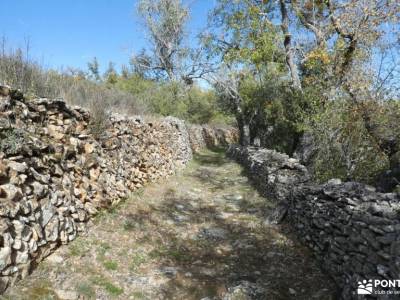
2,149,337,300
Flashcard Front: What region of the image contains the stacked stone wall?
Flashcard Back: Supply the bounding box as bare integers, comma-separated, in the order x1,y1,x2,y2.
188,125,239,153
0,89,237,292
228,145,400,299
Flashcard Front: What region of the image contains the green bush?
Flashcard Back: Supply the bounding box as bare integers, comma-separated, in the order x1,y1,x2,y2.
305,100,390,183
115,75,229,124
231,74,316,154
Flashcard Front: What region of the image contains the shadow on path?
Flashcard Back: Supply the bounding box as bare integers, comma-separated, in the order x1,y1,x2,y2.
3,148,337,300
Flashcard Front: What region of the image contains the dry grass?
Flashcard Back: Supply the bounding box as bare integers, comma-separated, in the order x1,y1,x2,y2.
0,39,148,120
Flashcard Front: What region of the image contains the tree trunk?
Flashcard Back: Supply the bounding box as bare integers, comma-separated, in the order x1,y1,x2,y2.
358,102,398,158
237,115,250,146
279,0,302,91
250,117,261,147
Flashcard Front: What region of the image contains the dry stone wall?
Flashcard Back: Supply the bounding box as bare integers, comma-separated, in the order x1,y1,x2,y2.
228,145,400,299
0,88,236,293
188,125,239,153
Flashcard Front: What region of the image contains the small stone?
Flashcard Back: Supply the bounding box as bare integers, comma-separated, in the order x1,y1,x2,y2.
29,239,37,252
40,203,56,227
160,266,178,278
200,227,228,240
0,85,10,97
7,161,28,173
55,289,78,300
327,178,342,185
174,214,187,223
377,264,390,276
265,252,276,258
15,251,29,264
184,272,193,277
89,167,100,180
12,239,22,250
289,288,296,295
84,143,95,154
175,204,185,210
47,254,64,264
30,167,50,184
32,181,46,198
0,246,11,270
0,184,23,202
225,194,243,201
0,162,8,182
47,124,65,140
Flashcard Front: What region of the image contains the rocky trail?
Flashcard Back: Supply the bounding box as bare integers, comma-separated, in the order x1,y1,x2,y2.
2,149,337,300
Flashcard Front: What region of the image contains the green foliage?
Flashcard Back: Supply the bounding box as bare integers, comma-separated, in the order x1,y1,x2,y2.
129,252,148,272
366,100,400,155
208,0,400,188
239,75,394,183
90,275,123,296
306,100,391,183
76,282,96,298
88,57,100,81
218,72,315,154
69,238,89,257
115,74,229,124
115,74,155,96
104,62,118,85
102,260,118,271
210,0,285,69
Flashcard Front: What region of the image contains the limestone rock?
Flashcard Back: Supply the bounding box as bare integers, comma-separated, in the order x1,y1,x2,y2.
0,246,11,271
7,161,27,173
0,184,22,202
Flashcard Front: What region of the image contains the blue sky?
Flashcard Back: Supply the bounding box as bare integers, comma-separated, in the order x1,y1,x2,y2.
1,0,215,72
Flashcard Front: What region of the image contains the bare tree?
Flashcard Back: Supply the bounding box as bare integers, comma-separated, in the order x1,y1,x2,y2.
279,0,302,91
134,0,189,81
325,0,400,156
204,66,251,145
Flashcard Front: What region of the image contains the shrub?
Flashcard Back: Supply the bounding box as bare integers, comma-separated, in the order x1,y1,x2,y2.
116,75,229,124
305,100,390,184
